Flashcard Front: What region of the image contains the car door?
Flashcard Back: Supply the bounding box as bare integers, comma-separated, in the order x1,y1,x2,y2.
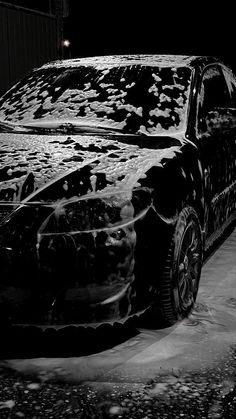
196,64,236,240
222,66,236,205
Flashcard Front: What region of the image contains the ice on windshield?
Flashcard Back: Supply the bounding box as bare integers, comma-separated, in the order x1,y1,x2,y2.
0,64,192,135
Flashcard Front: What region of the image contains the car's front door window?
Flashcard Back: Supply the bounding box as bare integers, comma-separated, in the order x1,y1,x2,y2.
223,68,236,108
197,65,231,134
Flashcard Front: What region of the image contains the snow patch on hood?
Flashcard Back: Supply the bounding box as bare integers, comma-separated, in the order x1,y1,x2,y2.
0,133,184,202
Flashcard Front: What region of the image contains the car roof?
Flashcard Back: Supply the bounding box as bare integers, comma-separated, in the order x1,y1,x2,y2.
40,54,220,70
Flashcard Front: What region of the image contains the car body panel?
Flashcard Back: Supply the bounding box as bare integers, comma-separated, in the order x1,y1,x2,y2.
0,54,235,326
0,131,202,325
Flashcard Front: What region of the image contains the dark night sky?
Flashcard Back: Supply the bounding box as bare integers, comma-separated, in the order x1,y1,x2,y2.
64,2,235,72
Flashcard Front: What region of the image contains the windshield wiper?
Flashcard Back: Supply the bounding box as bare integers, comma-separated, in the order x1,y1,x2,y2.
55,123,126,134
70,124,128,134
0,120,31,133
0,120,19,132
0,119,152,137
20,121,130,135
1,119,149,136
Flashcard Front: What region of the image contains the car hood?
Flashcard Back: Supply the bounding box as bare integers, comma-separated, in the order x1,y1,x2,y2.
0,132,185,203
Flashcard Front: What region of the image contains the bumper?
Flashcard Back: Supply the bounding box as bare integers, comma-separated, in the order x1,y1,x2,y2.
0,222,136,326
0,190,160,327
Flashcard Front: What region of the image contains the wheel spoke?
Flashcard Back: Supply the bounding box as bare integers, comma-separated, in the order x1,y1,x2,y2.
179,266,197,305
189,239,198,254
186,228,197,253
178,262,185,274
179,272,186,288
189,264,199,290
180,247,187,262
189,264,197,278
179,276,188,300
182,228,192,253
189,252,200,264
188,224,195,244
183,274,193,301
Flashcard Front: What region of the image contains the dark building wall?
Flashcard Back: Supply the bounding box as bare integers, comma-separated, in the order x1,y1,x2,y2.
0,1,62,96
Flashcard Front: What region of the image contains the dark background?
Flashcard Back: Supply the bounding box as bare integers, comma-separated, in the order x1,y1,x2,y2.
0,0,235,96
64,1,235,72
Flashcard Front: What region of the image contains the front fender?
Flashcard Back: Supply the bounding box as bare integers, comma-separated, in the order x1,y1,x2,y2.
139,141,205,228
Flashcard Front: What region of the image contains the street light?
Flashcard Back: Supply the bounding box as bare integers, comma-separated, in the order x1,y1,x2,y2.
63,39,71,48
62,39,71,58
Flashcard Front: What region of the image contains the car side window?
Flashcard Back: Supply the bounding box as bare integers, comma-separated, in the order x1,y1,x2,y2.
199,66,230,114
197,65,231,133
223,68,236,108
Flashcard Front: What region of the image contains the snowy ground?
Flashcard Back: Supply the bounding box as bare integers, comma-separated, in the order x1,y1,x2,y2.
0,225,235,417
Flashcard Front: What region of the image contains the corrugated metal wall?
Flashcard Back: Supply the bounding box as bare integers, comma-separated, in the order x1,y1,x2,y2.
0,3,58,96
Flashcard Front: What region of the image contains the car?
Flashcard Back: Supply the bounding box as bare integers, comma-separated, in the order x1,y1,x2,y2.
0,54,235,329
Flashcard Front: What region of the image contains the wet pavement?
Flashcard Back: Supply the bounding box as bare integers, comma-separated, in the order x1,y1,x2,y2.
0,225,235,418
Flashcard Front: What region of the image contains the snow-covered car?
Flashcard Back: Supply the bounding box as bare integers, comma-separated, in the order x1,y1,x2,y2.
0,55,236,328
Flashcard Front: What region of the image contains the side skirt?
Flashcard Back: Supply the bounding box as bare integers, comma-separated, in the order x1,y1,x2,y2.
204,211,236,253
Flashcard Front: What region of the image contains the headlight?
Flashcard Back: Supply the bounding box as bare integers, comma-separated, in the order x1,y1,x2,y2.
37,187,153,238
35,188,153,285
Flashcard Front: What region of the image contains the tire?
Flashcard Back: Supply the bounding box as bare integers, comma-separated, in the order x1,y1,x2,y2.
159,207,203,325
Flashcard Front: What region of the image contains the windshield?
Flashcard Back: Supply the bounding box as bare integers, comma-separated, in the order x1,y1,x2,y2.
0,64,192,135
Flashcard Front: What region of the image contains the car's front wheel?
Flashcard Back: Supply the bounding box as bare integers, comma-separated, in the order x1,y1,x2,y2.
159,207,203,325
